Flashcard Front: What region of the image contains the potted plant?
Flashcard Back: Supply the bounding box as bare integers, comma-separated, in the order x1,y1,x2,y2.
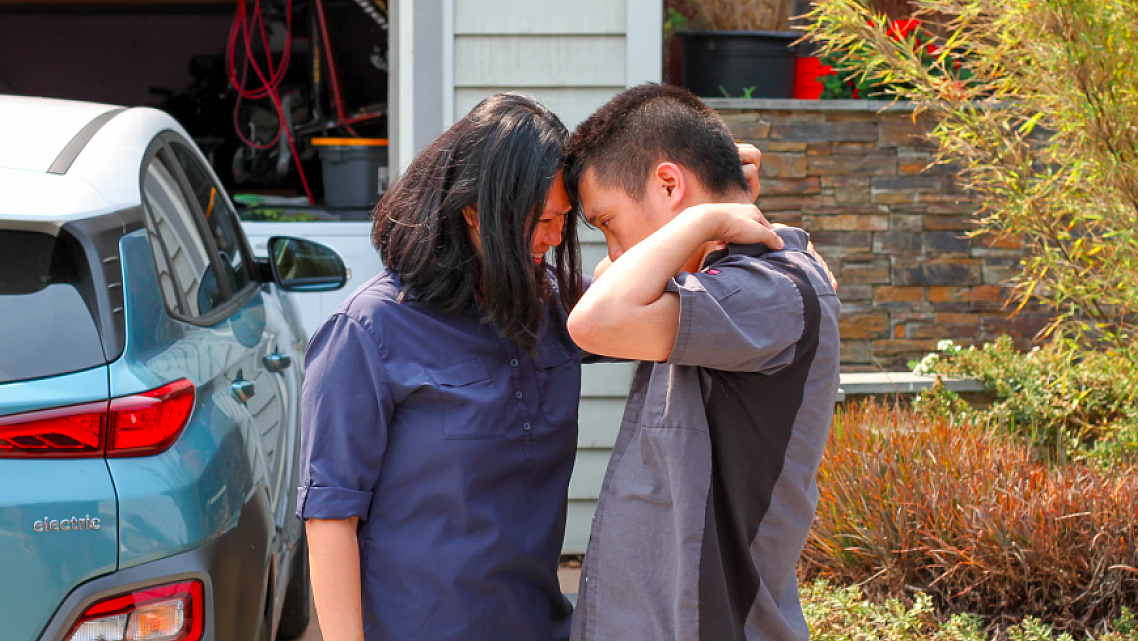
676,0,798,98
812,17,974,100
793,0,918,99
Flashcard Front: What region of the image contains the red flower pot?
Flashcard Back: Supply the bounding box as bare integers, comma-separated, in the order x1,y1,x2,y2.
795,56,825,99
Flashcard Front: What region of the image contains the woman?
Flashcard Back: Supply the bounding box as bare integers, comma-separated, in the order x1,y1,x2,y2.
297,93,779,641
299,93,589,641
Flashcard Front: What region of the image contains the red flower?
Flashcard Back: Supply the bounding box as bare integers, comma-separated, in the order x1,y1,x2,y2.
887,18,921,40
819,65,834,76
927,43,940,55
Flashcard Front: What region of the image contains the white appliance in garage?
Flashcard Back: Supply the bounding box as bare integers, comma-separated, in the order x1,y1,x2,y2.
241,221,383,337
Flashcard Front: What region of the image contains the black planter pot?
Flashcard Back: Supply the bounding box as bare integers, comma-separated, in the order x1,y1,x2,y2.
679,30,799,99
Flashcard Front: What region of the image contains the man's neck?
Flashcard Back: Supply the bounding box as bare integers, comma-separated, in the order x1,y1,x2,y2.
679,189,755,274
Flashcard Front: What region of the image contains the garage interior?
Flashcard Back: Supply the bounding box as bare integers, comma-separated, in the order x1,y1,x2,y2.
0,0,392,216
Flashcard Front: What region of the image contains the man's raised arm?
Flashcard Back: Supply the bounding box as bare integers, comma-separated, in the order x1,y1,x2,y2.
567,203,779,362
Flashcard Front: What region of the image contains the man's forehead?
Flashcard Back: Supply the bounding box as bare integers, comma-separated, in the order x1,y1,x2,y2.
577,166,621,208
576,168,609,222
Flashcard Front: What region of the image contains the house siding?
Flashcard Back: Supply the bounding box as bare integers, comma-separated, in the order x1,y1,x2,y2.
449,0,660,553
451,0,660,130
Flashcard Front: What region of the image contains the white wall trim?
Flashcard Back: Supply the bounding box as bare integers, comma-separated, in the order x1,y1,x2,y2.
392,0,416,175
625,0,663,87
442,0,456,126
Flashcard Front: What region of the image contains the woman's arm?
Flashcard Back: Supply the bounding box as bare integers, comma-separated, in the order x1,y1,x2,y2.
307,518,365,641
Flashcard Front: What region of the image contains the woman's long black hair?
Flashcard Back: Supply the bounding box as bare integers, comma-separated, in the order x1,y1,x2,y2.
372,93,582,352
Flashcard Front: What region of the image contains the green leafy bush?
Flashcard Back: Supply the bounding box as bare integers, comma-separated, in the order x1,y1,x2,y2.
802,580,1138,641
802,401,1138,635
912,338,1138,463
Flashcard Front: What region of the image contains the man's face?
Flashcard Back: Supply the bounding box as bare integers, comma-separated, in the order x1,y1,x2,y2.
577,166,673,262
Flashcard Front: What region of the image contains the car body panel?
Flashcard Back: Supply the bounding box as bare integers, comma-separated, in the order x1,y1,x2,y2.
68,107,183,214
0,168,117,225
0,367,118,641
0,95,317,641
108,230,271,568
0,96,117,173
34,489,273,641
0,366,109,417
0,459,119,641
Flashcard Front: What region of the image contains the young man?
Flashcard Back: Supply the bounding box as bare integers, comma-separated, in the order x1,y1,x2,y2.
565,84,841,641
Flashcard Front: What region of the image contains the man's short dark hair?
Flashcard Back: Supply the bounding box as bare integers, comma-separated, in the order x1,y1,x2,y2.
564,83,748,204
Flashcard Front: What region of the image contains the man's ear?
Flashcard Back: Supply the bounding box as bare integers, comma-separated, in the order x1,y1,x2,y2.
652,162,687,210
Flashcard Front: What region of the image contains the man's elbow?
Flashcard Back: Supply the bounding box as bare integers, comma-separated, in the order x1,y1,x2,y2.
567,305,610,355
569,305,675,362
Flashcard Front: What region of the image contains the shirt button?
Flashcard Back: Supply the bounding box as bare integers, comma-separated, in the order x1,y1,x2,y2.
515,391,523,399
509,359,519,367
523,422,532,431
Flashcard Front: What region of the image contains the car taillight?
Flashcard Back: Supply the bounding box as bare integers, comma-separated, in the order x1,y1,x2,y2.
0,379,195,458
108,379,195,457
0,402,106,457
65,580,204,641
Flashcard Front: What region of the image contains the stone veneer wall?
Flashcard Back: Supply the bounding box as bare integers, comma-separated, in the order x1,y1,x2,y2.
706,99,1049,371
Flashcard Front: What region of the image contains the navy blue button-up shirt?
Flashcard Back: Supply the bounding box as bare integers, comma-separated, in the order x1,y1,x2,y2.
297,270,581,641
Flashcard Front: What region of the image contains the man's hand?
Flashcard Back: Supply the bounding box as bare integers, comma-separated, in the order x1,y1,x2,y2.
737,143,836,289
808,240,839,291
692,203,783,249
737,143,762,202
770,222,839,291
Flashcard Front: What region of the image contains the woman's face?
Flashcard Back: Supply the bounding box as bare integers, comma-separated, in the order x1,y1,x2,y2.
531,173,572,264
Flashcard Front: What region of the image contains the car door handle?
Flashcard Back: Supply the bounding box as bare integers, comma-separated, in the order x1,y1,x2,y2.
231,379,256,403
263,353,292,373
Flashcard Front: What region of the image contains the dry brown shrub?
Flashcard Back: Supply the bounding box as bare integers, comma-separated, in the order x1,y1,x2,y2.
801,400,1138,634
689,0,794,30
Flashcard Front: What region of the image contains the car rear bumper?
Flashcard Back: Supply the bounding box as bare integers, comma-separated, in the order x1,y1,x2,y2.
36,489,272,641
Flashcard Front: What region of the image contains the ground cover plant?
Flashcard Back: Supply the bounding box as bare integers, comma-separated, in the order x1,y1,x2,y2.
801,401,1138,635
801,580,1138,641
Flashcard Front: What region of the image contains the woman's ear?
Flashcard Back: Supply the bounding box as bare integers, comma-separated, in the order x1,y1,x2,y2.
463,205,482,252
462,205,479,230
653,162,687,210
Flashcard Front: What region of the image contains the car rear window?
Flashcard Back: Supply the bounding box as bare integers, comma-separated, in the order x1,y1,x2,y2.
0,230,105,384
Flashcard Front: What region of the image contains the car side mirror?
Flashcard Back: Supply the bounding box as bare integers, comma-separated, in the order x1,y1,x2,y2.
266,236,348,292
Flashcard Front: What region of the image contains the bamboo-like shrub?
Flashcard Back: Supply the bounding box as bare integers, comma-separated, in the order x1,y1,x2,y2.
805,0,1138,349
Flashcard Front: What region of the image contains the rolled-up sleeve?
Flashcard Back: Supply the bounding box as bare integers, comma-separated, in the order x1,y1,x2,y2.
296,312,395,521
665,250,808,374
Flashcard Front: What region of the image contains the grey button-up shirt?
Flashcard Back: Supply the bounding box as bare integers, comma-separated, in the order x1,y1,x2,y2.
571,228,841,641
298,270,581,641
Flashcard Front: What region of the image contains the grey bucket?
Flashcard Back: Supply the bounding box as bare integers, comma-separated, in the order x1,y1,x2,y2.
316,140,389,208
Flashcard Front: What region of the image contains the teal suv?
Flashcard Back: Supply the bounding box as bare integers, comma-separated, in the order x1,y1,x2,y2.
0,95,347,641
